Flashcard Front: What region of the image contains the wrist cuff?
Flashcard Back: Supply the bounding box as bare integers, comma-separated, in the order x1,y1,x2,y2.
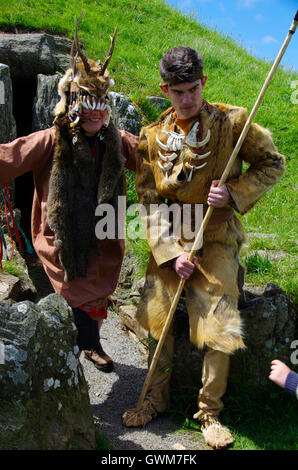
284,371,298,396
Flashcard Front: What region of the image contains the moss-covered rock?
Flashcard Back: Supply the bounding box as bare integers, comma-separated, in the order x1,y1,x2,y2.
0,294,95,450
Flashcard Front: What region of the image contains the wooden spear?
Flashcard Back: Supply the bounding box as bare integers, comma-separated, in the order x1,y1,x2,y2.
123,10,298,421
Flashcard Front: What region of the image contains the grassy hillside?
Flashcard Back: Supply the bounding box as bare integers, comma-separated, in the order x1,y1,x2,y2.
0,0,297,296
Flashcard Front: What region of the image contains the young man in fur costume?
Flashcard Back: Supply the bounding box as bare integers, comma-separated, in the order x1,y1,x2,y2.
0,23,138,372
122,46,285,448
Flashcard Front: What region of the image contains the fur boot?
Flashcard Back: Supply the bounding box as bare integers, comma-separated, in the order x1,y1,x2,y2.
196,414,234,449
122,400,158,427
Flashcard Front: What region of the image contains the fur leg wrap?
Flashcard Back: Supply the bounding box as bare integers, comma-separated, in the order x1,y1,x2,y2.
196,414,234,449
122,400,157,427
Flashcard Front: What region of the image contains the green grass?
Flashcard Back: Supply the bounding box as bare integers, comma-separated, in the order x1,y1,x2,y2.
95,431,113,450
169,382,298,450
0,0,297,451
2,258,25,279
244,253,273,275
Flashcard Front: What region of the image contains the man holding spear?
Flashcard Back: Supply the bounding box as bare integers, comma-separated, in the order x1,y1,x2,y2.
122,44,286,448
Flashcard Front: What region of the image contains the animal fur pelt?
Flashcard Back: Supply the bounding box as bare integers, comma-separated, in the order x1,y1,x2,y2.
47,115,124,282
134,101,285,354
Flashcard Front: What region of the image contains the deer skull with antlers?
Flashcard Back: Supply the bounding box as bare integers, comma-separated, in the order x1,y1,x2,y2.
55,10,118,129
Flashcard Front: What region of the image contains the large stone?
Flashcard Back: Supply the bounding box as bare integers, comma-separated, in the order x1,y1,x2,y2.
0,271,21,302
0,63,17,143
171,283,296,388
229,283,296,385
0,33,72,79
2,237,37,301
0,64,16,215
246,249,288,263
146,96,169,113
32,74,60,131
110,91,143,135
0,294,95,450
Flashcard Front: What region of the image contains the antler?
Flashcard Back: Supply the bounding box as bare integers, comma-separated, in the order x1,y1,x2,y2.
100,25,118,76
73,10,90,75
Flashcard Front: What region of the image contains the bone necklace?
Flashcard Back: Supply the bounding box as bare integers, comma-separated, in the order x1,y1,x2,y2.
156,121,211,185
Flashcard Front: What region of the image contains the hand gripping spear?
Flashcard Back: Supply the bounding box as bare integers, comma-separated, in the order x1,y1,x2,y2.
122,10,298,426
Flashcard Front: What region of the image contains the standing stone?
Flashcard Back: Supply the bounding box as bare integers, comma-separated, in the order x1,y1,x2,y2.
0,63,17,143
32,74,60,131
0,33,72,79
0,63,17,218
0,294,95,450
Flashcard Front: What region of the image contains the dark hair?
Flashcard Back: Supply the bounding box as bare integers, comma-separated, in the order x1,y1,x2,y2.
159,46,204,85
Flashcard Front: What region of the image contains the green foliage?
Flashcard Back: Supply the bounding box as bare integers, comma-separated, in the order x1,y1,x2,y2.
95,431,113,450
244,253,273,275
169,381,298,450
2,259,24,279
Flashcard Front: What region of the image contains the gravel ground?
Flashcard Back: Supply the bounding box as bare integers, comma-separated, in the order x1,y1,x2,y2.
80,310,209,451
25,255,208,451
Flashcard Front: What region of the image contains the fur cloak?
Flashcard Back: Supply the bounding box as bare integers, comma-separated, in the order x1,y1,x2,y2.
135,101,285,354
47,116,124,282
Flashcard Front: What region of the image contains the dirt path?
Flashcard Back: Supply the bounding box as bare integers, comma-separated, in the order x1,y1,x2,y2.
26,253,208,451
81,311,208,451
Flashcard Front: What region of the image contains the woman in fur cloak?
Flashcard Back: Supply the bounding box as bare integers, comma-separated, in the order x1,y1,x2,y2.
122,46,285,448
0,18,138,372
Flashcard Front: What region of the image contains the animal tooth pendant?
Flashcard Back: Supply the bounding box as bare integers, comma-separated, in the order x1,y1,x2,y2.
185,161,208,182
189,150,211,161
184,121,211,181
185,122,211,148
158,151,177,162
157,150,178,186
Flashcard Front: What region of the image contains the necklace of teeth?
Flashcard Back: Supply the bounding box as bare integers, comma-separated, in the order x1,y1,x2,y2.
68,95,112,128
157,151,178,185
156,121,211,185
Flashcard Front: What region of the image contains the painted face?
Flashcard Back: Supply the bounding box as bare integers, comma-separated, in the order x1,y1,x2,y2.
161,77,207,119
80,107,108,136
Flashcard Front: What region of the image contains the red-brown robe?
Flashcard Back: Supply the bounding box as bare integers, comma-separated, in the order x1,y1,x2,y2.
0,126,138,312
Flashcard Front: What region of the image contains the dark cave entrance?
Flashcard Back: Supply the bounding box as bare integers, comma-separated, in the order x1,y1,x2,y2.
12,76,37,246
